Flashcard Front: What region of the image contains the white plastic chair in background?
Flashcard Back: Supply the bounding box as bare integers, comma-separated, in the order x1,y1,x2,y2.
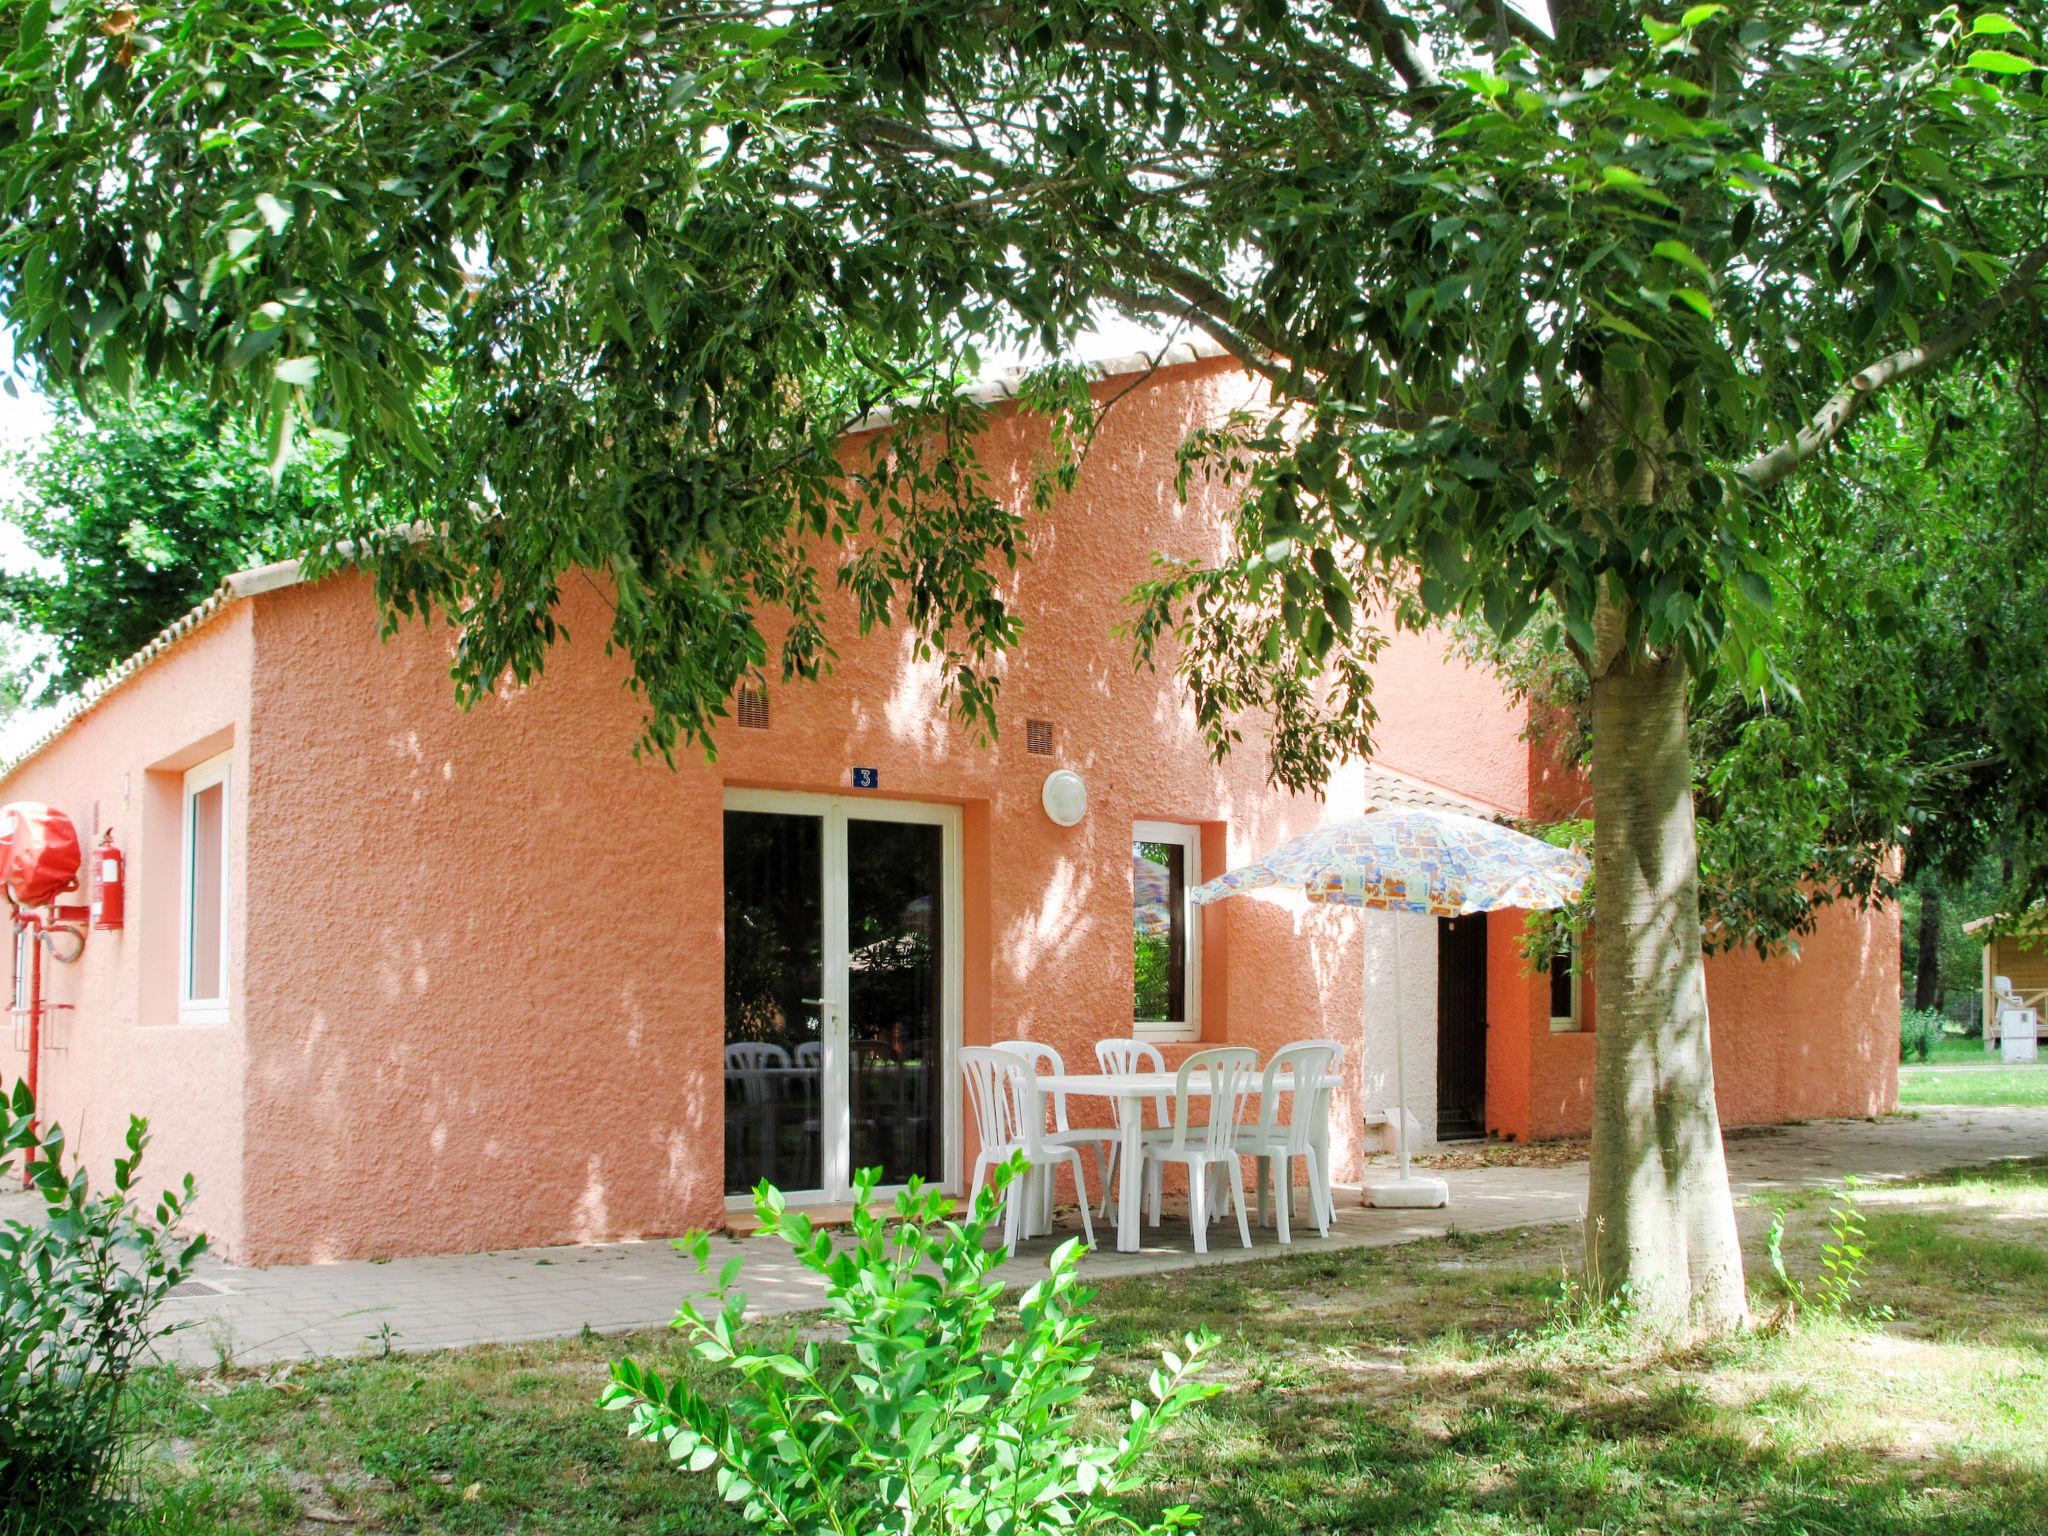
994,1039,1115,1225
961,1046,1097,1252
1093,1037,1169,1220
725,1041,790,1072
1235,1039,1344,1242
794,1040,822,1069
1136,1046,1259,1254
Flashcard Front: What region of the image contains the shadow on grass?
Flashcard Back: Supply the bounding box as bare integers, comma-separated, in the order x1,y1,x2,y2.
115,1156,2048,1535
1081,1165,2048,1536
1105,1330,2048,1536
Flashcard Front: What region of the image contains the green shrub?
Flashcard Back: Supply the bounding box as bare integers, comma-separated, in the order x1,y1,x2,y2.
1764,1177,1890,1324
1,1079,208,1529
606,1162,1216,1536
1900,1007,1944,1063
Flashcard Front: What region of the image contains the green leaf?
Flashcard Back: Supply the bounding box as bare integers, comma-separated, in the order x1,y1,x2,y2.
1672,288,1715,321
253,192,294,235
1652,240,1714,283
273,355,320,387
1599,166,1675,208
1970,14,2028,36
227,327,284,367
1964,48,2037,72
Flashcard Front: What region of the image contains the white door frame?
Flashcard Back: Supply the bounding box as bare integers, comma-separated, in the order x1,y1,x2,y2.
722,788,964,1206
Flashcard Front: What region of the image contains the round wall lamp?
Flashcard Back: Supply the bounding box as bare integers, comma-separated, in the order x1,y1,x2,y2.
1041,769,1088,827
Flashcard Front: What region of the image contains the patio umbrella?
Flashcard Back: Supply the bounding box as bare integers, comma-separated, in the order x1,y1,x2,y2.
1190,806,1588,1208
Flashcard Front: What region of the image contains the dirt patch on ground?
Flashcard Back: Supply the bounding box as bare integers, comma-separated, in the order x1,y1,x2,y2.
1413,1138,1590,1170
1413,1122,1792,1172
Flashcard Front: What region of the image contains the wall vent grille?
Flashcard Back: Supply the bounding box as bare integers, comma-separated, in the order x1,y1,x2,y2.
736,688,770,730
1025,719,1054,755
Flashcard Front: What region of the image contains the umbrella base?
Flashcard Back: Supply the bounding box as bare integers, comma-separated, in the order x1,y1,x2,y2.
1363,1175,1451,1209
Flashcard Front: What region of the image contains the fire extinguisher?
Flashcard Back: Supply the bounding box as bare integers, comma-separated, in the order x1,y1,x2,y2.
91,832,123,931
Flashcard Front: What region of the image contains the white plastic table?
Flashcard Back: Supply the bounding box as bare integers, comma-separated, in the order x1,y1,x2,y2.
1033,1070,1339,1253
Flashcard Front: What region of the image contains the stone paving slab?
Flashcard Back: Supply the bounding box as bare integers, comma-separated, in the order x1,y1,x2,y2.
8,1106,2042,1370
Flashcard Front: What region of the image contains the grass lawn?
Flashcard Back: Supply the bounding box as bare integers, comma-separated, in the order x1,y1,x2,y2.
1899,1058,2048,1107
117,1158,2048,1536
1923,1035,1997,1064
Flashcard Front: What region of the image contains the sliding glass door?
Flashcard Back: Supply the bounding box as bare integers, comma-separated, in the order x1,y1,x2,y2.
721,792,959,1202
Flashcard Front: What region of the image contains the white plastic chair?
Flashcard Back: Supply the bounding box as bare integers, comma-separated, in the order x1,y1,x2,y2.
1136,1046,1258,1254
725,1041,793,1184
994,1039,1115,1224
724,1041,790,1107
1093,1037,1169,1220
1236,1040,1343,1242
794,1040,822,1069
962,1046,1096,1253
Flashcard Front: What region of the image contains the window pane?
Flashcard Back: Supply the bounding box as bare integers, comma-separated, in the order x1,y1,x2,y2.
1134,839,1186,1024
722,810,823,1195
846,818,944,1187
1549,948,1574,1020
189,781,226,1001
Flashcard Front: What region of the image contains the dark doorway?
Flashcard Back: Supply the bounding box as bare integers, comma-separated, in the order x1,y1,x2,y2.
1436,915,1488,1140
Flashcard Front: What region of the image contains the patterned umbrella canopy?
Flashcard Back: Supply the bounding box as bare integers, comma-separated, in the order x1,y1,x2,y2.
1189,805,1587,1200
1133,851,1174,906
1190,807,1586,916
1134,851,1175,936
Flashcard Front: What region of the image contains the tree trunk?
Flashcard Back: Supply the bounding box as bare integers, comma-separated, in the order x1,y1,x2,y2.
1913,877,1943,1012
1586,644,1748,1334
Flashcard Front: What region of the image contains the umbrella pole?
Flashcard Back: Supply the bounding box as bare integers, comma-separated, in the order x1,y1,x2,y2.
1390,919,1412,1181
1363,911,1450,1209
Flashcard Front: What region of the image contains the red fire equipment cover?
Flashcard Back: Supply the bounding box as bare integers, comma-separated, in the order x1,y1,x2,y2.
0,802,81,907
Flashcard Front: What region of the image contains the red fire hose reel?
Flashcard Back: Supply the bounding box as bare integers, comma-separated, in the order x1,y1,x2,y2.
2,800,80,908
1,801,101,1186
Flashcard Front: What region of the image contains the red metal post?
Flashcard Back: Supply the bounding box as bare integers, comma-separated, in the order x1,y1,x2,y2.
20,913,39,1189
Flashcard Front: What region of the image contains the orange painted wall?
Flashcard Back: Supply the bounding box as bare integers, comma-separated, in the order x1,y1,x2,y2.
0,605,253,1253
215,355,1535,1261
1487,895,1899,1143
0,354,1899,1262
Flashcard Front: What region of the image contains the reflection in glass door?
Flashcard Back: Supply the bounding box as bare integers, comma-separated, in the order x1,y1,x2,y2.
721,793,958,1202
846,819,944,1187
722,811,825,1196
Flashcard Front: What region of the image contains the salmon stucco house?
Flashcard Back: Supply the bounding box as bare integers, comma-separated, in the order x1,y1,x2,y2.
0,347,1900,1266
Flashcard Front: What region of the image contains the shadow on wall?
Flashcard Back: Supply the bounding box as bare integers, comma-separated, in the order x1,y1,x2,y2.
244,612,729,1265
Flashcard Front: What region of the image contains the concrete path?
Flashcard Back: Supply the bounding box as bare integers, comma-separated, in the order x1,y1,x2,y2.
11,1106,2041,1369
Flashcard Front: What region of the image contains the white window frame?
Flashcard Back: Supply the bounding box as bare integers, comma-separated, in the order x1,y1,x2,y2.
1133,820,1202,1043
180,753,232,1024
1548,944,1582,1032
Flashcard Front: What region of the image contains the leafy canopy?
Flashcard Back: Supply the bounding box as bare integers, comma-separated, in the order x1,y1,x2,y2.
0,388,321,702
0,0,2042,777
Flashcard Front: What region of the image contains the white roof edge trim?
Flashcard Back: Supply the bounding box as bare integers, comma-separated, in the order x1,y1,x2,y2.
1356,763,1515,820
0,339,1240,782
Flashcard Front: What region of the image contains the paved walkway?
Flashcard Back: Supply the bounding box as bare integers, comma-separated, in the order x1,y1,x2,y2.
10,1106,2042,1369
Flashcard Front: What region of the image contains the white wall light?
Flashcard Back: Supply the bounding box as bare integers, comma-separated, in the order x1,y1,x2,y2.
1041,769,1088,827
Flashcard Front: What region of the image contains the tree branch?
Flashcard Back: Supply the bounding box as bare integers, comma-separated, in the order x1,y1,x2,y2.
1740,242,2048,493
1098,284,1294,387
1339,0,1444,93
